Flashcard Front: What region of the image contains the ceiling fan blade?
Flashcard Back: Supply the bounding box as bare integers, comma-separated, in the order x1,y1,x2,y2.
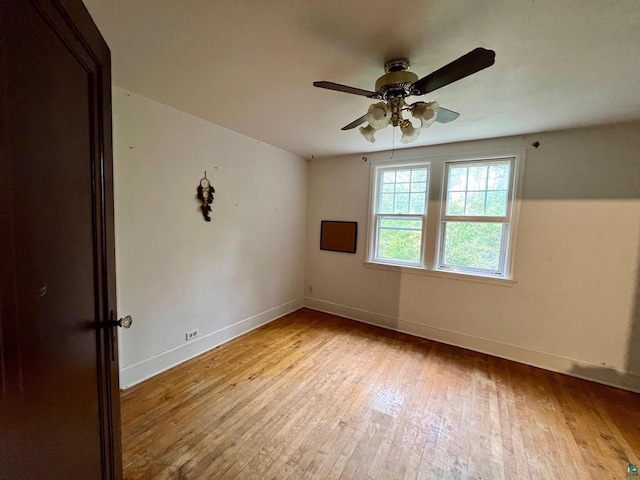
436,108,460,123
314,81,379,98
411,48,496,95
341,114,369,130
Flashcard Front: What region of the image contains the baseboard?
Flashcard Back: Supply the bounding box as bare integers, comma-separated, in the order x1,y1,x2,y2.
304,297,640,393
119,298,304,389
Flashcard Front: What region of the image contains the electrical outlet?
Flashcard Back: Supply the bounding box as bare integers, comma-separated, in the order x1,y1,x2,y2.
308,285,313,294
186,329,199,341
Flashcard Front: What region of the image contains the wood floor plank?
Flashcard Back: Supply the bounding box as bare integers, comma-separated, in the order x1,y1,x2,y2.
120,308,640,480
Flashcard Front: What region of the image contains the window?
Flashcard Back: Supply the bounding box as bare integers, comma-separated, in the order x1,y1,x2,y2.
439,159,514,276
371,163,429,266
367,153,521,280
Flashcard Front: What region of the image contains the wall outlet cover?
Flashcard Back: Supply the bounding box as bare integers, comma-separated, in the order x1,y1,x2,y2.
186,329,199,341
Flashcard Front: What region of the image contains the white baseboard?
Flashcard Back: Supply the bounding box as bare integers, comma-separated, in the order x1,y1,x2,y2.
119,298,304,389
304,297,640,394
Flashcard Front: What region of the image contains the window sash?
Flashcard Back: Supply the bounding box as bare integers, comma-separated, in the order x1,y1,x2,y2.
442,158,514,222
373,214,426,266
375,165,429,216
437,221,510,276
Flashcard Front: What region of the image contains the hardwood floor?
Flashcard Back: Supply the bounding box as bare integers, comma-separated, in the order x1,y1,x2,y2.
120,308,640,479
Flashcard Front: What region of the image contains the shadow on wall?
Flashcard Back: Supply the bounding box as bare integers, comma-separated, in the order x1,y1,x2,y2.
568,366,640,393
517,126,640,393
628,229,640,379
569,225,640,392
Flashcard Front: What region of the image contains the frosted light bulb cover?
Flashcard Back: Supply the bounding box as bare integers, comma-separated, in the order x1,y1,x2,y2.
422,109,435,121
399,120,420,144
366,102,391,129
371,107,385,120
411,101,439,128
359,124,377,143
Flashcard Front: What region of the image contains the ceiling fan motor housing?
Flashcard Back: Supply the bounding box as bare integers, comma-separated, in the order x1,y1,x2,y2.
375,59,419,99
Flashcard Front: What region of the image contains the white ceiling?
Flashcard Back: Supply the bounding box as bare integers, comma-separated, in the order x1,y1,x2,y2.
83,0,640,159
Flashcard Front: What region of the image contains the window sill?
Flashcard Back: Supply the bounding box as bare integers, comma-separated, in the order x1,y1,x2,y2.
362,261,517,287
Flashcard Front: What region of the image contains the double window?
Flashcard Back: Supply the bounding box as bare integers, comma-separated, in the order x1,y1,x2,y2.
368,153,521,280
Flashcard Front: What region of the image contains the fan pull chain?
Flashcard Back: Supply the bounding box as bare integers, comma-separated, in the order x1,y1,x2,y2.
390,125,396,159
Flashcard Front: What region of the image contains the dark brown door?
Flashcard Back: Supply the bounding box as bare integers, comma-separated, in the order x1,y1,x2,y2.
0,1,122,478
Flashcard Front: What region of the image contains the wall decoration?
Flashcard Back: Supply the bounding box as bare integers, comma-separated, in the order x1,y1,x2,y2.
320,221,357,254
197,171,215,222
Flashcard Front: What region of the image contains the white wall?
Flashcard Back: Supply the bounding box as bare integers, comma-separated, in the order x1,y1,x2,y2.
113,91,640,394
305,122,640,392
113,87,307,388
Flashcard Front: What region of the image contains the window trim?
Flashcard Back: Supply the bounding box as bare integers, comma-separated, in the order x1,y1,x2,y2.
436,156,517,278
366,149,525,283
367,161,430,268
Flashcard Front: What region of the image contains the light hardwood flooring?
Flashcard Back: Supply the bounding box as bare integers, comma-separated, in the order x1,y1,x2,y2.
121,308,640,479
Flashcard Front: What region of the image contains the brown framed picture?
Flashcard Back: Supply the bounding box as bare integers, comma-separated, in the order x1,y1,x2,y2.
320,221,357,254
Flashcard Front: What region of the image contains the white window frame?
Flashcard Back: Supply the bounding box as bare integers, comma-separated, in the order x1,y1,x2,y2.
437,157,517,278
365,150,524,284
369,162,430,267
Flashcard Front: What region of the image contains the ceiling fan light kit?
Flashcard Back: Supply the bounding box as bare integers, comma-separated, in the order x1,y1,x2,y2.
313,48,496,145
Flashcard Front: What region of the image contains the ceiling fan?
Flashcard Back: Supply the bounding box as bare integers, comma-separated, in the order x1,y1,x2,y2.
313,48,496,144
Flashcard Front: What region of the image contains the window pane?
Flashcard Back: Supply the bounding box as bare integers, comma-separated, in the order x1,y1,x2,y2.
396,182,410,193
394,193,410,213
446,192,465,215
467,166,488,190
446,160,512,218
411,169,427,182
487,163,510,190
378,166,429,218
486,190,507,216
380,218,422,229
442,222,504,272
377,228,422,263
396,170,411,182
465,191,486,215
382,171,396,183
409,193,426,214
380,194,394,213
448,166,467,191
410,182,426,192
